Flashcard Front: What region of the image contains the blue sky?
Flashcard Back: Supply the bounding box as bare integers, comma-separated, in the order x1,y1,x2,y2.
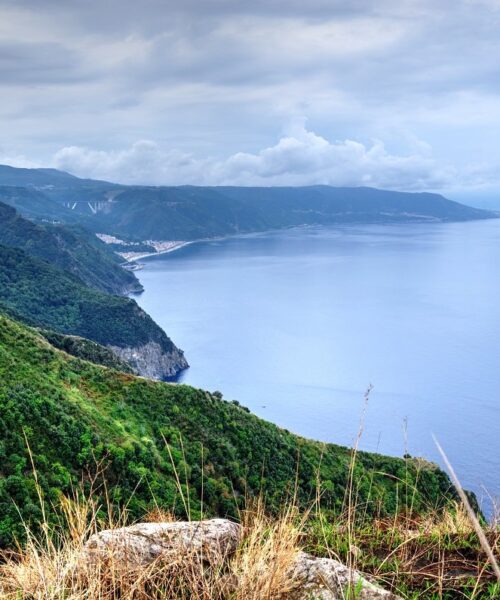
1,0,500,203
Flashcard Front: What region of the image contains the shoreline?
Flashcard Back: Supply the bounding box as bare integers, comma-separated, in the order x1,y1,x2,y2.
121,226,330,265
122,216,500,265
121,241,194,263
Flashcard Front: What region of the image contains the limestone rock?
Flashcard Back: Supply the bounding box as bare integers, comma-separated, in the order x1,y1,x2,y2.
287,552,402,600
108,340,188,380
84,519,241,567
83,519,400,598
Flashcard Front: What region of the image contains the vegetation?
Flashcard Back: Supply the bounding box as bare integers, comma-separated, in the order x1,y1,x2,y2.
306,504,500,598
0,245,176,353
0,458,497,598
99,185,495,241
0,185,73,222
39,329,135,373
0,313,457,551
0,163,497,597
0,165,495,243
0,201,141,294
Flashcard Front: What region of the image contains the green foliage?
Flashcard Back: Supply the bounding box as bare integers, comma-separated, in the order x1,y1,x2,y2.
0,245,175,352
0,201,141,294
40,329,135,373
0,315,457,549
70,185,496,241
304,513,499,599
0,166,494,243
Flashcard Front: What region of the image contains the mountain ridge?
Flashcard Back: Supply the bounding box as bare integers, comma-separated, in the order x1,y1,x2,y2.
0,201,142,294
0,165,495,243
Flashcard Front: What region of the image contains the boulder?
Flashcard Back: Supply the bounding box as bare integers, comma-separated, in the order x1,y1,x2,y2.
287,551,402,600
84,518,241,567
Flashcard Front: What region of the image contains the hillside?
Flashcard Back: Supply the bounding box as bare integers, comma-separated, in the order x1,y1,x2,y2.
0,245,187,379
0,185,80,222
94,185,495,241
0,202,141,294
0,166,495,243
0,314,457,549
40,329,135,373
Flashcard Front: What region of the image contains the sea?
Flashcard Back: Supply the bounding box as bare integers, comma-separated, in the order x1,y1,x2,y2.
133,220,500,518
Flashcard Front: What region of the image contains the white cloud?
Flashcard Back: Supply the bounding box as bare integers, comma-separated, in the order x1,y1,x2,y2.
0,148,40,169
4,0,500,191
53,127,456,190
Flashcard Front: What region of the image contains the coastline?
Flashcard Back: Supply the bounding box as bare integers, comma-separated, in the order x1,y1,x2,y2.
120,241,194,263
120,227,314,264
118,213,500,266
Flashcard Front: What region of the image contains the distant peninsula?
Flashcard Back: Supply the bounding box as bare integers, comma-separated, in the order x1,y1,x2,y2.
0,165,495,246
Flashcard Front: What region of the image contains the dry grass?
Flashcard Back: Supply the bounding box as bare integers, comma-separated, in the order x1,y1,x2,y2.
229,500,306,600
305,501,500,599
0,492,308,600
2,486,498,600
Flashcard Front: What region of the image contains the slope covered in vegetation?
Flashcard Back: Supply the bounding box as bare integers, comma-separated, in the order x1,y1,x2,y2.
0,202,141,294
0,165,495,243
0,314,457,549
0,246,186,377
99,185,495,241
40,329,135,373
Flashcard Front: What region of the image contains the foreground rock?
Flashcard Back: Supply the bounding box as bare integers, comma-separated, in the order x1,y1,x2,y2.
288,552,401,599
84,519,241,566
83,519,401,599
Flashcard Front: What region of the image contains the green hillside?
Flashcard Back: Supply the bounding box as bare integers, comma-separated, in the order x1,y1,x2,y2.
0,202,141,294
0,166,495,243
0,314,457,548
0,245,186,377
39,329,135,373
97,185,495,241
0,185,78,222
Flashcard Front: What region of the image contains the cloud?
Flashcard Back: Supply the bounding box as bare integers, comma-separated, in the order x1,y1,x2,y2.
3,0,500,195
53,127,455,190
0,149,39,169
0,40,86,84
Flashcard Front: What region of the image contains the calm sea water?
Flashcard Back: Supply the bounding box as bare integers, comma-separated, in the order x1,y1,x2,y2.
134,221,500,517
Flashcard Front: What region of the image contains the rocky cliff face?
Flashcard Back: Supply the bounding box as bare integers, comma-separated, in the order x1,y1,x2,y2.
108,340,188,380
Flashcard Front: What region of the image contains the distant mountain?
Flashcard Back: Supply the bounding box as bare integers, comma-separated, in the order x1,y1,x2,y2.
0,164,80,186
0,201,141,295
95,185,496,241
0,165,495,242
0,185,76,221
0,245,187,379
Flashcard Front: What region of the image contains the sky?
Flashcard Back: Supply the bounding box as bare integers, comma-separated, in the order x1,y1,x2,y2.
1,0,500,202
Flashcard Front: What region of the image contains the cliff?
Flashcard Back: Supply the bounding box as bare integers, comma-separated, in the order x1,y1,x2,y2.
0,246,187,379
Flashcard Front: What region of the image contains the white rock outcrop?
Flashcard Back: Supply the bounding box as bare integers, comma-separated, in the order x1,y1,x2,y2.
84,519,241,566
288,551,401,599
108,341,188,380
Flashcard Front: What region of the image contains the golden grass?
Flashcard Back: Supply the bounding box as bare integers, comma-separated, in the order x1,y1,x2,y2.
2,485,498,599
0,492,308,600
